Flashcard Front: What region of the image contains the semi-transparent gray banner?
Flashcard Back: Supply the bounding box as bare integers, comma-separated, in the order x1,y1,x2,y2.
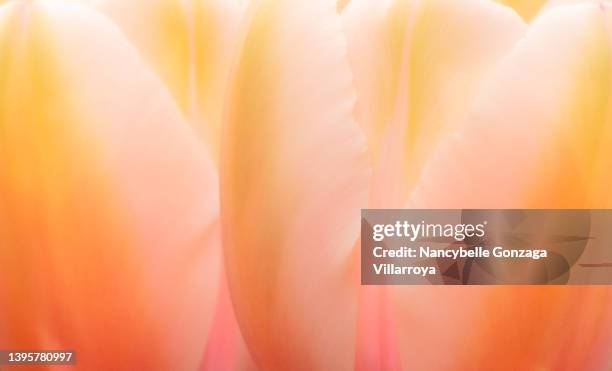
361,209,612,285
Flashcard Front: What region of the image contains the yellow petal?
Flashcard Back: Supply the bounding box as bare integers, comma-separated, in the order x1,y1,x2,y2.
222,0,370,369
495,0,549,20
337,0,351,12
95,0,246,163
343,0,525,207
0,2,219,369
401,3,612,369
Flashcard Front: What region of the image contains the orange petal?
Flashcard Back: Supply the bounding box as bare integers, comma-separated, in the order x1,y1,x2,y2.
221,0,370,369
95,0,246,163
0,2,219,369
400,3,612,369
343,0,525,207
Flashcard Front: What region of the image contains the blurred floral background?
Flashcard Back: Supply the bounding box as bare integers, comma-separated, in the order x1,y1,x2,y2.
1,0,611,369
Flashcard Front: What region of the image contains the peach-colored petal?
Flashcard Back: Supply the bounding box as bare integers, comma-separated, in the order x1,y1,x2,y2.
390,286,612,370
397,3,612,370
343,2,527,368
343,0,525,207
221,0,370,369
540,0,602,17
542,0,584,7
94,0,246,163
411,2,612,209
0,1,219,369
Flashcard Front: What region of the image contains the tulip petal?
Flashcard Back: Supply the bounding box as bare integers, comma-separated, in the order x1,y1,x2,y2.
221,0,370,369
0,2,219,369
343,0,525,206
400,3,612,369
540,0,604,18
411,2,612,209
495,0,549,20
94,0,246,162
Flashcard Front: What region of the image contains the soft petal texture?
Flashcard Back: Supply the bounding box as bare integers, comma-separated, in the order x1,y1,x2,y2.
199,266,257,371
541,0,607,16
398,3,612,370
495,0,549,20
94,0,246,162
0,1,219,369
221,0,370,369
337,0,351,12
410,2,612,209
343,2,526,368
342,0,525,207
